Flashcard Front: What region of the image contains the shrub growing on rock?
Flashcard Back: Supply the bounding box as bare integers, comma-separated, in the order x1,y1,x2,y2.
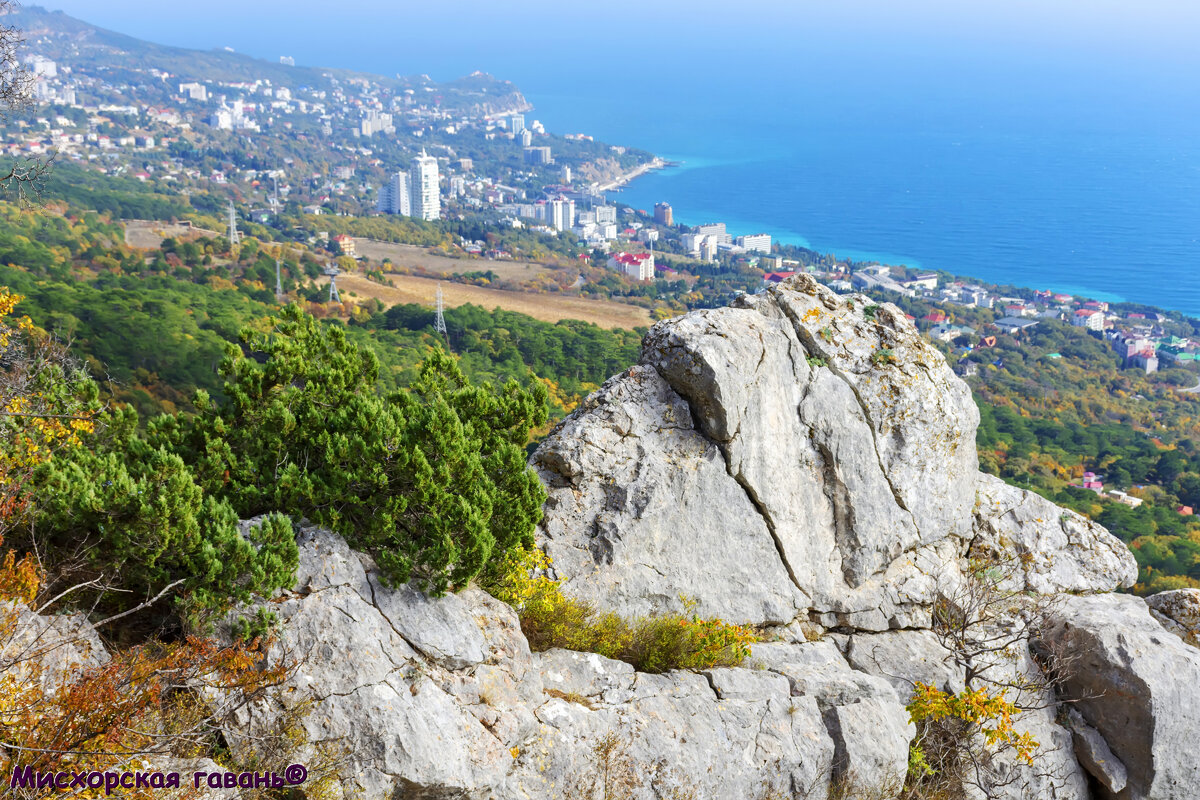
486,549,757,673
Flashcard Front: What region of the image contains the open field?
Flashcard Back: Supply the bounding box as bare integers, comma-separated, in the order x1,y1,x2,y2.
353,239,552,282
323,272,652,330
124,220,218,250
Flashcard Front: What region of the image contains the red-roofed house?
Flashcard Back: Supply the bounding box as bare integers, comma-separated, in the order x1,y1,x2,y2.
924,310,948,324
607,251,655,281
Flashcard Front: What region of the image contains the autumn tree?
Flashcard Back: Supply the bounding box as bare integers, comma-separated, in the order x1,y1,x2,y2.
0,525,317,800
902,558,1074,800
0,288,98,545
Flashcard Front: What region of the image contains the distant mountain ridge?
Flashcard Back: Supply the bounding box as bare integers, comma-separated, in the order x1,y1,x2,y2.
5,4,530,115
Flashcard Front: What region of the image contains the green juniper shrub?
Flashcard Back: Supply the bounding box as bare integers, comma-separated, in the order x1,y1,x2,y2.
155,304,549,595
32,405,297,622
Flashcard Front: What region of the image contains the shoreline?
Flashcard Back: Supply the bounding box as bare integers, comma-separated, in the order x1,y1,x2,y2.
608,161,1200,319
591,157,669,194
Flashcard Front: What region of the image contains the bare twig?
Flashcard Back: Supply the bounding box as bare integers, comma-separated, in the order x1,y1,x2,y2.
91,580,187,628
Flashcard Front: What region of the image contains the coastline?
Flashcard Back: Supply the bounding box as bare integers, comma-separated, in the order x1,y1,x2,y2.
592,157,668,194
609,161,1199,318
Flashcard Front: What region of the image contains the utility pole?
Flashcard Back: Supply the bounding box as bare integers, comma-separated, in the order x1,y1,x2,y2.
275,257,284,300
325,263,341,303
226,201,241,247
434,283,448,342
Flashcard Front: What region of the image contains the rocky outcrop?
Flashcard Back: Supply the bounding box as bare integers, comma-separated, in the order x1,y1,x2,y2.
533,277,1134,633
223,525,913,800
970,474,1137,594
13,277,1189,800
1041,593,1200,800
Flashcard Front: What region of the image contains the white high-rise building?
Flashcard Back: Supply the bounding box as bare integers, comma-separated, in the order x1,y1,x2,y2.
409,151,441,221
510,114,526,135
179,82,208,102
25,55,56,78
377,171,411,215
360,110,395,138
736,233,772,254
548,196,575,231
595,205,617,224
696,222,732,244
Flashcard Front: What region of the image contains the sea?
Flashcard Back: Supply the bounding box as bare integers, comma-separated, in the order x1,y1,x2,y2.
52,2,1200,316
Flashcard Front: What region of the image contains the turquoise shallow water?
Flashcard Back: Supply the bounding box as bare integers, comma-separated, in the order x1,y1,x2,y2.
603,125,1200,314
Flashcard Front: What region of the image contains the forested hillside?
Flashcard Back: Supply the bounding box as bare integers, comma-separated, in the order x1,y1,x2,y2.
4,186,1200,594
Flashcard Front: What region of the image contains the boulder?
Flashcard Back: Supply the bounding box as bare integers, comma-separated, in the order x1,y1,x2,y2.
971,474,1137,594
1042,593,1200,800
534,277,981,630
1146,588,1200,648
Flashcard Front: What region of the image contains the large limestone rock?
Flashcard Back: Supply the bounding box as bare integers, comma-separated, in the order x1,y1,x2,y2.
1042,593,1200,800
532,364,808,626
534,276,1132,634
534,277,984,630
225,526,914,800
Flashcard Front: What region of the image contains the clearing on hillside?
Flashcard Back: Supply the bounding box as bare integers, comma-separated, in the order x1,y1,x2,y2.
353,239,552,282
124,220,218,250
321,272,651,330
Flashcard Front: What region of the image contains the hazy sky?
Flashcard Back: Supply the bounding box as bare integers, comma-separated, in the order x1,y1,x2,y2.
26,0,1200,148
30,0,1200,82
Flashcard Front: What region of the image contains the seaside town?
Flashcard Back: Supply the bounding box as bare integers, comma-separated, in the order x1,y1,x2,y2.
8,21,1200,390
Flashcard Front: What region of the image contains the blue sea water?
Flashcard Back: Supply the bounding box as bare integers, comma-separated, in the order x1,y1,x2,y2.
46,2,1200,315
529,69,1200,315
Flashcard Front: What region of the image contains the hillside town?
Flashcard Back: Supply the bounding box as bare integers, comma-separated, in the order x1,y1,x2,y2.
6,12,1200,395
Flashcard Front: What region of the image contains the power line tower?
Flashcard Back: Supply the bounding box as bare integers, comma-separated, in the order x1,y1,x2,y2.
226,201,241,248
434,283,448,341
324,263,341,303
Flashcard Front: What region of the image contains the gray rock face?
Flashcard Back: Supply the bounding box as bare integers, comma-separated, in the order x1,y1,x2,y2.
1042,593,1200,800
1146,588,1200,648
535,277,990,630
971,474,1138,594
1,600,108,690
222,526,917,800
533,363,808,625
